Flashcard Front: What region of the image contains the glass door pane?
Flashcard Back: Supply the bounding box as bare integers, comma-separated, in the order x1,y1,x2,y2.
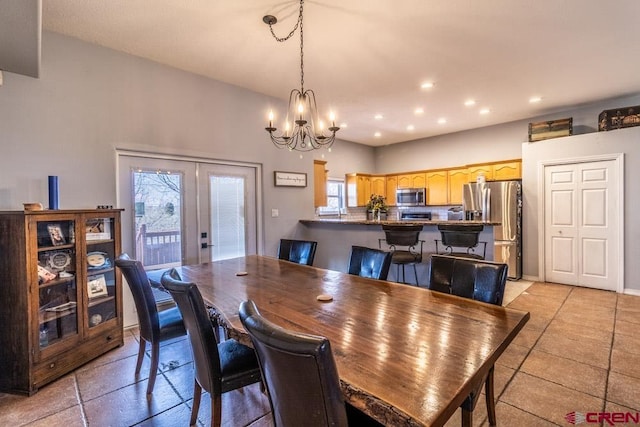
199,163,258,262
37,219,78,349
132,170,184,269
209,175,246,261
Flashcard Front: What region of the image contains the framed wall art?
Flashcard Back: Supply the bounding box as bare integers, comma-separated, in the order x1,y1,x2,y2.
274,171,307,187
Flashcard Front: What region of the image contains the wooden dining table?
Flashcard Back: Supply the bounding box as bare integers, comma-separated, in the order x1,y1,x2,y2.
175,255,529,427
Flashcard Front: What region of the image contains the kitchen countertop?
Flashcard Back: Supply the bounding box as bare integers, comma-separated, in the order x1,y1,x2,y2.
299,219,501,226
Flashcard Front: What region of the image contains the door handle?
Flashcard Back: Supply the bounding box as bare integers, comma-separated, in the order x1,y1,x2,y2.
201,242,215,249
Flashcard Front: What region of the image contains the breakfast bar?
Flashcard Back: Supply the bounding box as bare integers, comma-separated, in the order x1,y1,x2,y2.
297,219,498,284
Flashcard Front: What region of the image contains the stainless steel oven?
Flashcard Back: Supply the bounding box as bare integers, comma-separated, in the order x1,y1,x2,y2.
396,188,426,206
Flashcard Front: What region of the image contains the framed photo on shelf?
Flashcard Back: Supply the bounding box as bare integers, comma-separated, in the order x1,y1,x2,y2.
86,218,111,240
87,274,108,299
47,224,66,246
274,171,307,187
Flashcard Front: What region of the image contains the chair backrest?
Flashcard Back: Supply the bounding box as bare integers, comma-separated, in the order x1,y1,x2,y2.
437,224,483,248
160,270,223,395
114,253,160,341
382,224,423,249
428,255,508,305
238,300,348,427
278,239,318,266
347,246,392,280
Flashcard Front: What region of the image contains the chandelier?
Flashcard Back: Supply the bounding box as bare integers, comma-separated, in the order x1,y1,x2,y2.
263,0,339,152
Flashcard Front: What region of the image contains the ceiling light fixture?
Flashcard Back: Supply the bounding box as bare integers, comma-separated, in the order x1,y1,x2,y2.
464,99,476,107
479,108,491,115
374,114,384,120
414,107,424,114
529,96,542,103
263,0,339,152
407,125,415,131
421,82,435,89
437,118,447,124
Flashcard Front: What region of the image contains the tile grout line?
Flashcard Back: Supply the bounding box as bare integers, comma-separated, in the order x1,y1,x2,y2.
601,292,619,414
72,373,89,427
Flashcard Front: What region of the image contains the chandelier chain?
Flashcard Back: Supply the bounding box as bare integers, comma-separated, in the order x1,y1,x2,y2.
267,0,304,43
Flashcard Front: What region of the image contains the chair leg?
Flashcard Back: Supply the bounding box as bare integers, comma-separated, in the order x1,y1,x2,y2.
146,341,160,395
485,366,497,426
135,338,146,376
191,381,202,426
461,407,472,427
413,264,419,286
210,393,222,427
401,264,406,283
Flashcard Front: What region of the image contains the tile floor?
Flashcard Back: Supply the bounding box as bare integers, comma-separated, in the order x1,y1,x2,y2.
1,281,639,427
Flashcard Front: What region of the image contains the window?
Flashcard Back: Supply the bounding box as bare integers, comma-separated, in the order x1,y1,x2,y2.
318,178,345,215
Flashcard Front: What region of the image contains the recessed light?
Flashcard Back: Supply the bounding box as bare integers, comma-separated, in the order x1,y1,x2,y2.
414,107,424,115
529,96,542,103
407,125,415,131
437,118,447,124
420,82,435,89
339,122,347,128
374,114,384,120
464,99,476,107
374,132,381,137
479,108,491,115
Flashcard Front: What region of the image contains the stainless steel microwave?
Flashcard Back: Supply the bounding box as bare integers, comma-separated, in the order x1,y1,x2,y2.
396,188,426,206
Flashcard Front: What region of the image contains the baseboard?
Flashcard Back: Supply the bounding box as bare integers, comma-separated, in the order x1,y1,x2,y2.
623,288,640,297
522,274,539,282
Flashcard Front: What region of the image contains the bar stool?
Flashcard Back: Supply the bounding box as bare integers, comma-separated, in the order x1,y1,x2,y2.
435,224,487,259
379,225,424,285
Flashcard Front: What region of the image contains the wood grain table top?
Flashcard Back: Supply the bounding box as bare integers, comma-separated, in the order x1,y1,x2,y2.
177,255,529,426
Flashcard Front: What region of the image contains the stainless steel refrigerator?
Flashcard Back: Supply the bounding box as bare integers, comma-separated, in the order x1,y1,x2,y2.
462,180,522,279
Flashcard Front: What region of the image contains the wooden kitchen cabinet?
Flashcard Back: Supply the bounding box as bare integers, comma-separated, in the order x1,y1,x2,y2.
467,164,494,182
0,209,123,395
385,176,398,206
397,173,426,189
447,168,469,205
493,160,521,181
313,160,328,207
346,173,372,207
370,176,386,199
426,170,448,205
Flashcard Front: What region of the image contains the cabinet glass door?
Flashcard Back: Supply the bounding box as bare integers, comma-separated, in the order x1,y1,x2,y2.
37,220,78,349
85,216,118,329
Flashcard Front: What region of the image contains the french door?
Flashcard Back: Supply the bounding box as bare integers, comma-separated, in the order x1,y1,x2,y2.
117,153,261,267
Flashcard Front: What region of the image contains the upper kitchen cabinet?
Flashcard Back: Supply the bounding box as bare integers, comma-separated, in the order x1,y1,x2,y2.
447,168,469,205
492,160,521,181
467,164,494,182
467,160,521,183
397,173,426,189
385,176,398,206
346,173,371,207
426,170,448,205
313,160,328,208
370,176,386,199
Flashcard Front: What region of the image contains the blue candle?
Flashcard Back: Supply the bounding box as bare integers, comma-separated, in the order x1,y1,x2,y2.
48,176,59,210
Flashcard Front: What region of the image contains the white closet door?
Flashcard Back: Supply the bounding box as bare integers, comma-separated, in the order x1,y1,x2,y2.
544,160,618,291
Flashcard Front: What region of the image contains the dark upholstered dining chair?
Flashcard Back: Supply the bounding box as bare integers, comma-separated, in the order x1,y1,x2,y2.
160,270,262,427
347,245,392,280
427,254,509,426
114,253,186,396
379,224,424,285
238,300,383,427
277,238,318,266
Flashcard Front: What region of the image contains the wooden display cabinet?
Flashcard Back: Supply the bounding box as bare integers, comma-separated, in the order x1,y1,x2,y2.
0,209,123,395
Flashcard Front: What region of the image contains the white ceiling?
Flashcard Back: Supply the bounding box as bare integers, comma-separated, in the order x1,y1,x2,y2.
41,0,640,146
